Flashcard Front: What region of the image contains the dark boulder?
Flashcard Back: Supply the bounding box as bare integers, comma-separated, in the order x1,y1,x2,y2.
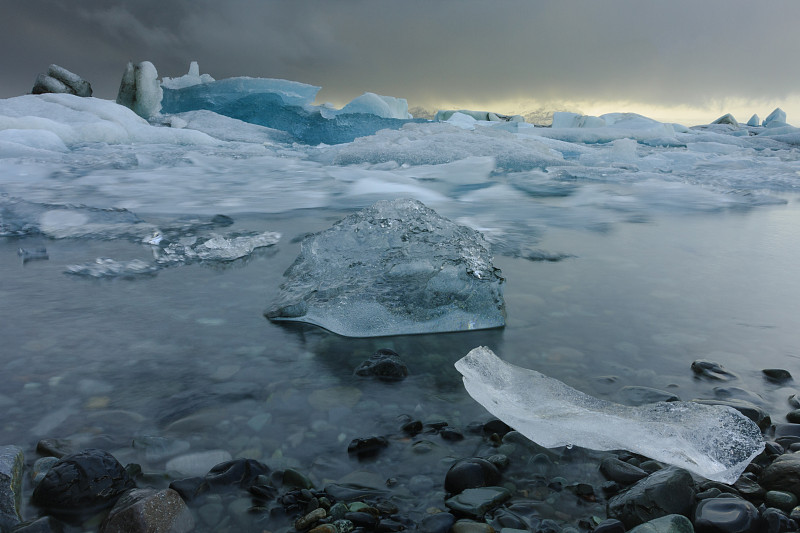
31,449,135,522
354,349,408,381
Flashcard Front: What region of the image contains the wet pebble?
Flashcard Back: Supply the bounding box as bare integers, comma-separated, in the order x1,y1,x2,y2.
765,491,799,512
444,458,501,495
691,360,738,381
419,512,455,533
445,486,511,518
295,507,327,530
600,456,648,485
347,436,389,459
631,514,693,533
761,508,796,533
692,497,759,533
763,369,793,384
786,410,800,424
99,488,194,533
452,518,494,533
354,349,408,382
607,468,695,528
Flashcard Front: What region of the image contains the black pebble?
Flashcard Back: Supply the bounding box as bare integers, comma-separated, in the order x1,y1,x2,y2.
444,457,501,495
348,436,389,459
354,349,408,382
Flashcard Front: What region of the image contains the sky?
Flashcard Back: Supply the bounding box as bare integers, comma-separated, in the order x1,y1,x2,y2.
2,0,800,125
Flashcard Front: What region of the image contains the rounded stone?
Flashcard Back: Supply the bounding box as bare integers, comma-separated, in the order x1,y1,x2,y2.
31,448,135,521
100,488,194,533
786,410,800,424
420,512,456,533
631,514,694,533
765,491,798,512
354,349,409,381
692,497,759,533
452,519,494,533
608,468,696,528
594,518,625,533
760,454,800,498
600,457,648,485
444,458,501,495
763,369,792,383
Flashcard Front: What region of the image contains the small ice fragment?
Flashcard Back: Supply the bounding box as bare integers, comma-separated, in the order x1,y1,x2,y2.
18,247,49,263
143,231,163,245
65,258,158,279
455,347,764,484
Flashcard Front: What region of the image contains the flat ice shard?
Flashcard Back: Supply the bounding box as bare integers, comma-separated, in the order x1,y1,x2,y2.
266,198,505,337
455,347,764,484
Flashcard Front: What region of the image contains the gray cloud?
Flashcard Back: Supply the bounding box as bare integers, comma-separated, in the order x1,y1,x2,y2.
2,0,799,114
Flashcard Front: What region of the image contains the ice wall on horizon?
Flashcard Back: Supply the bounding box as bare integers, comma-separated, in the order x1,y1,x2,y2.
455,346,765,484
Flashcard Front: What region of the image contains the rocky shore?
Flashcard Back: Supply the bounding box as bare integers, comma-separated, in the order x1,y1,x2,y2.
2,356,800,533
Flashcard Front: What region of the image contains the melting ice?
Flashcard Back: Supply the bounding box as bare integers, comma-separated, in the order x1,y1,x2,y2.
455,347,765,484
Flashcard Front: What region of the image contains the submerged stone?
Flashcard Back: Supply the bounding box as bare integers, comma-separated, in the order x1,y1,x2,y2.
99,488,194,533
266,199,505,337
0,445,24,531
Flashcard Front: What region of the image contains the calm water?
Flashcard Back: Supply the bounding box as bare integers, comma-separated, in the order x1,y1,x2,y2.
1,198,799,518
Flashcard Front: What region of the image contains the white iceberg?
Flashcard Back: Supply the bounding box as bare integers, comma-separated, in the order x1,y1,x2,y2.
338,92,412,119
455,346,764,484
161,61,215,90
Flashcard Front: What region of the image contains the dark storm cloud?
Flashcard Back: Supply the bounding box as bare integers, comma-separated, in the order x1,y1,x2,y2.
2,0,799,111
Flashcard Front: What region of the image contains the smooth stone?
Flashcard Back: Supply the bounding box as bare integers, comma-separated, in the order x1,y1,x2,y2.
692,399,771,430
789,394,800,409
324,483,389,501
283,468,314,489
32,456,59,485
338,470,386,490
786,410,800,424
35,439,74,459
344,511,378,529
617,386,680,405
630,514,694,533
378,518,406,532
295,508,327,530
693,497,759,533
761,508,795,533
328,502,348,520
99,488,194,533
165,450,233,477
354,349,409,382
445,486,512,517
0,445,24,531
204,458,270,489
593,518,626,533
452,518,495,533
31,449,135,522
763,369,793,383
310,525,338,533
445,458,501,495
608,468,696,528
420,512,456,533
600,456,648,485
765,491,799,512
691,361,738,381
347,437,389,459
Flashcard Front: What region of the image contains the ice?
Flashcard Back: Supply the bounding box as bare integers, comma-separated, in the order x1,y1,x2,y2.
712,113,739,127
161,76,321,113
0,93,216,146
435,110,525,122
65,258,159,279
265,198,505,337
551,112,606,128
455,347,765,484
116,61,163,119
162,231,281,263
763,107,787,127
161,61,215,90
337,92,412,119
747,114,761,127
32,65,93,97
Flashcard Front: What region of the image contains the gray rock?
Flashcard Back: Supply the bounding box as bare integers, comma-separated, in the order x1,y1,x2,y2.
99,488,193,533
691,360,738,381
445,486,512,517
761,454,800,498
630,514,694,533
693,497,760,533
608,467,696,528
266,198,505,337
600,456,648,485
0,445,24,531
765,490,798,512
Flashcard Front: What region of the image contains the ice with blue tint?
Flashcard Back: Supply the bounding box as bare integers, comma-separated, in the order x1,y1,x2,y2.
335,92,412,119
161,76,321,112
265,198,505,337
456,346,765,484
161,61,215,90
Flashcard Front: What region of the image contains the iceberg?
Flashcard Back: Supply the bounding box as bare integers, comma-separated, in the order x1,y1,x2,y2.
161,76,321,113
116,61,163,119
32,65,92,97
337,92,412,119
455,347,764,484
551,112,606,128
746,114,761,127
712,113,739,127
265,198,505,337
435,110,525,123
763,107,787,127
161,61,215,90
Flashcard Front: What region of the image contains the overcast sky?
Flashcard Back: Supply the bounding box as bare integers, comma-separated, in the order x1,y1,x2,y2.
2,0,799,124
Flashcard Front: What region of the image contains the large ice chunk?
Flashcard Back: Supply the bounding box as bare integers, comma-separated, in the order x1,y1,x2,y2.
337,92,412,119
116,61,163,119
32,65,92,97
763,108,787,127
161,61,215,90
265,199,505,337
161,76,321,113
455,347,764,484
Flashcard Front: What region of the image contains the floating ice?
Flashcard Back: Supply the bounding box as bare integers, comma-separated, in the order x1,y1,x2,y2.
66,258,159,278
455,347,764,484
161,61,215,90
435,110,525,122
265,198,505,337
161,76,321,112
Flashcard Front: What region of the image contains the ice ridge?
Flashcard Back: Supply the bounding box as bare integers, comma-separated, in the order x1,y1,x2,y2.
455,346,764,484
